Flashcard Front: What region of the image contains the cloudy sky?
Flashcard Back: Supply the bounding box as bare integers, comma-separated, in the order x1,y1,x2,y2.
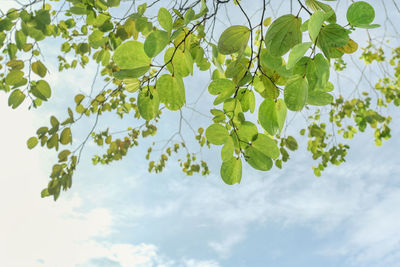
1,0,400,266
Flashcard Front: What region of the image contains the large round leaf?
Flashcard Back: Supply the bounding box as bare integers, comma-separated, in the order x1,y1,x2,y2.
206,124,229,145
164,47,193,77
220,157,242,185
317,24,349,58
245,133,279,171
217,25,250,55
156,74,185,110
113,41,151,70
284,75,308,111
237,121,258,143
346,1,375,27
144,30,169,58
265,14,302,56
31,80,51,101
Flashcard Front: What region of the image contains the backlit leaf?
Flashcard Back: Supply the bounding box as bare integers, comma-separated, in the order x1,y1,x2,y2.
265,14,302,56
220,157,242,185
206,124,229,145
284,75,308,111
217,25,250,55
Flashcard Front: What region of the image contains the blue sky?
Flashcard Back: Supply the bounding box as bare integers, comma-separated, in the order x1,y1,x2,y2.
1,0,400,266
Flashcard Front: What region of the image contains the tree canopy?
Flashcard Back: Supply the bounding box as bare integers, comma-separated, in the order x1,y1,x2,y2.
1,0,399,200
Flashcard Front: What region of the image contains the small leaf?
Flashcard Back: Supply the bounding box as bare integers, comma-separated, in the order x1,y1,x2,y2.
27,137,38,149
60,128,72,145
347,1,375,27
220,157,242,185
124,78,140,93
31,61,47,77
276,99,287,133
8,89,25,109
58,150,71,162
138,87,159,121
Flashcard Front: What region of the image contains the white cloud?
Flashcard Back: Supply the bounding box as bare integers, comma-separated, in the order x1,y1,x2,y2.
0,95,220,266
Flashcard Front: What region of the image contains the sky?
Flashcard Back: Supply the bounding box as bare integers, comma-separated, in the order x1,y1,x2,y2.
1,0,400,267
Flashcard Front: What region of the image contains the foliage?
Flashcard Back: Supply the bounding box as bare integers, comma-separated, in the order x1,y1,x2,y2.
0,0,398,201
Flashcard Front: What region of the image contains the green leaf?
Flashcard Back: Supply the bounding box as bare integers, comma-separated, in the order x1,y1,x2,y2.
307,90,333,106
255,133,280,159
58,150,71,162
220,157,242,185
260,49,292,78
113,41,150,70
27,137,38,149
217,25,250,55
31,61,47,78
50,116,59,128
308,10,325,41
346,1,375,27
60,128,72,145
5,69,24,85
31,80,51,100
138,87,159,121
317,24,349,58
106,0,120,7
156,74,185,110
41,188,50,198
221,136,234,161
15,30,26,50
285,136,298,151
287,42,312,69
237,121,258,143
305,0,337,23
258,98,278,136
144,30,169,58
284,75,308,111
88,30,107,49
245,133,280,171
276,99,287,133
265,14,302,56
113,67,149,79
208,78,236,105
8,89,25,109
313,53,330,90
158,8,173,33
124,78,140,92
164,47,193,77
206,124,229,145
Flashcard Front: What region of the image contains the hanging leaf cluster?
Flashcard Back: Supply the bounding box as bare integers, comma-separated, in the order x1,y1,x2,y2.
0,0,395,201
